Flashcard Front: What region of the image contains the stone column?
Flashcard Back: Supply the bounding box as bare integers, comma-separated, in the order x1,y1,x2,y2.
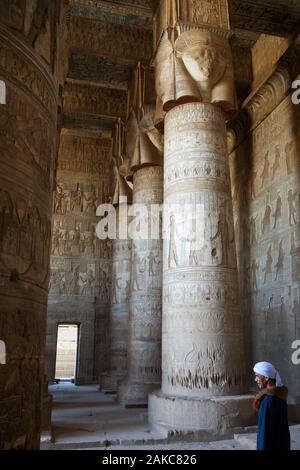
149,0,255,435
0,10,59,449
118,109,164,406
101,173,132,392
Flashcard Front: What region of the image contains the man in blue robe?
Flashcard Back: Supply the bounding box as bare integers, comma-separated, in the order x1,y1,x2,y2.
253,361,291,450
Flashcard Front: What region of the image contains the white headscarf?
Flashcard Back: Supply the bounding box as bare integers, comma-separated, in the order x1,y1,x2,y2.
253,361,283,386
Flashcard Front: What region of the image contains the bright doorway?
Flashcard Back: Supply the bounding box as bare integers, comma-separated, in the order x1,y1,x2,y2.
55,324,79,381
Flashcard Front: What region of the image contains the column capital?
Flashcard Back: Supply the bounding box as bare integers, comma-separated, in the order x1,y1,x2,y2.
153,1,236,122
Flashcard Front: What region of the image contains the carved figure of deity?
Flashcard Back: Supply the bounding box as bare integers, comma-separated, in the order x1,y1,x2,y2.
285,142,294,174
250,215,258,245
263,245,273,284
147,251,160,276
54,183,67,214
288,189,297,226
70,186,83,212
84,188,98,214
168,213,179,268
51,222,61,255
260,152,269,189
80,269,95,296
251,259,259,292
273,192,282,229
275,240,284,281
272,145,281,180
211,207,232,266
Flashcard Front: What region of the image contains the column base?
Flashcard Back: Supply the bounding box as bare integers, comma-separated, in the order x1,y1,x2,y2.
118,381,160,407
149,390,256,439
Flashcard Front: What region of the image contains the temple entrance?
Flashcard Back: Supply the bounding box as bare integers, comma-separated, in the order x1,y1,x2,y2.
55,324,79,382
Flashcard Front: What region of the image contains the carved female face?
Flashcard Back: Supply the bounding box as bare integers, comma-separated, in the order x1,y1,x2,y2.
182,45,225,85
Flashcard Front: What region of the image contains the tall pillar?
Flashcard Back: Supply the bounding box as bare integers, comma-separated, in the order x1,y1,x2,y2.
118,108,164,406
149,0,255,435
0,3,65,449
100,172,132,392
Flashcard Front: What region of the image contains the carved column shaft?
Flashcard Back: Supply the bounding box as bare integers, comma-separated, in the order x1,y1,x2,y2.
101,206,132,392
0,25,57,449
118,165,163,405
149,0,253,435
162,102,246,397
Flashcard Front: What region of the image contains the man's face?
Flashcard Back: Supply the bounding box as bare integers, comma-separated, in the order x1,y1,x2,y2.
255,373,268,389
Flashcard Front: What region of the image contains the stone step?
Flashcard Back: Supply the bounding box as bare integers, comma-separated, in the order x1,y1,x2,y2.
233,425,300,450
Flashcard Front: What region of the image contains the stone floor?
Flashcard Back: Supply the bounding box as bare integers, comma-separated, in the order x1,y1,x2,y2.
41,383,300,450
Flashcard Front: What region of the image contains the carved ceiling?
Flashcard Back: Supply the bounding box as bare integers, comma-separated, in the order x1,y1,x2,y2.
63,0,300,135
68,53,132,89
232,0,300,36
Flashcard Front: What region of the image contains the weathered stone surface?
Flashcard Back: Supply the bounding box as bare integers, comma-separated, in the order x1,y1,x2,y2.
232,0,300,36
119,166,163,405
46,132,113,385
0,14,58,450
230,87,300,401
101,208,132,391
70,0,153,29
161,103,246,399
149,391,256,436
63,81,128,120
70,16,152,63
69,53,132,88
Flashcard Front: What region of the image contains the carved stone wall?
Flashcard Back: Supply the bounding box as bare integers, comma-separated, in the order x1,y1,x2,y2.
45,132,113,384
0,10,59,449
230,93,300,400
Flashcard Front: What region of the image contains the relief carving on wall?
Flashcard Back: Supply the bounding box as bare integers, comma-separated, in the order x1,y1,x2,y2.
230,93,300,393
0,190,51,286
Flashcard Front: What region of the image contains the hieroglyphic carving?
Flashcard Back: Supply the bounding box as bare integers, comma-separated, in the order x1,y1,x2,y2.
153,0,230,50
69,53,132,87
229,90,300,397
0,36,57,117
70,16,152,62
69,0,153,29
58,134,112,174
63,82,128,120
162,102,245,398
232,0,300,36
0,17,58,449
0,87,56,192
100,206,132,391
118,165,163,404
46,128,114,386
0,189,51,286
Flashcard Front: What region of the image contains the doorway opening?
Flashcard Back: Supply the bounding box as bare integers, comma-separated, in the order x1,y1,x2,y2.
55,324,79,382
